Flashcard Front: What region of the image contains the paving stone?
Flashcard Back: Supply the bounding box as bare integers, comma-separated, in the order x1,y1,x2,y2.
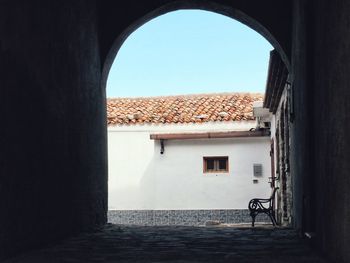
4,224,327,263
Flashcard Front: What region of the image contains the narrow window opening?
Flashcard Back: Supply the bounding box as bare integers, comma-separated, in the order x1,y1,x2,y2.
203,157,229,173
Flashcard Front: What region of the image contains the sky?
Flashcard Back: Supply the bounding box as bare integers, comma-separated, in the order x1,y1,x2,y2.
106,10,273,98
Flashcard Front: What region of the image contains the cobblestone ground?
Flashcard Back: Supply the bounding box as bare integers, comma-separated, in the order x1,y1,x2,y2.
4,224,327,263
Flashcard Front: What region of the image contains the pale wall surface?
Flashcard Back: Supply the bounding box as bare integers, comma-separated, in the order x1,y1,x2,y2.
108,122,271,210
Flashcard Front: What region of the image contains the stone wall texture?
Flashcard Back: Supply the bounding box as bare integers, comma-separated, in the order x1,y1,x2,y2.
108,210,270,226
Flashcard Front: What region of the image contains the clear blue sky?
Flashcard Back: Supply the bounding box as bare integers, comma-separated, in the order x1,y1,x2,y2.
106,10,273,98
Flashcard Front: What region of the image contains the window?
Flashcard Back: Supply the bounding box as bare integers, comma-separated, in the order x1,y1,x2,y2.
203,157,229,173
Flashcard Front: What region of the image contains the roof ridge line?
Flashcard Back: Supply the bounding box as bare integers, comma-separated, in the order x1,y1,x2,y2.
107,92,264,100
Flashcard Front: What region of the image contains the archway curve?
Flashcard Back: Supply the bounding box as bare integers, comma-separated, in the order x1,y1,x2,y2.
101,0,290,90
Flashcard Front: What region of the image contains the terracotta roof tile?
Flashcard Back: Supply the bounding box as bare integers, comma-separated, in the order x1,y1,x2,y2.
107,92,263,125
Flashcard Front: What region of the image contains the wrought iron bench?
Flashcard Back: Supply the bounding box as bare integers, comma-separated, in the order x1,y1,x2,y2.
248,187,279,227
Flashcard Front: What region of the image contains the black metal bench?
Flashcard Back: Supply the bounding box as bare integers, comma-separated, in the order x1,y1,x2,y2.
248,187,279,227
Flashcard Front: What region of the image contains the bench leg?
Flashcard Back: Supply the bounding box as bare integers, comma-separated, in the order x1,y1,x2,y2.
267,212,277,226
271,212,278,226
250,213,256,227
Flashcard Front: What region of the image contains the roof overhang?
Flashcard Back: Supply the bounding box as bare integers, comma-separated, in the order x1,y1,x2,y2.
150,130,270,140
263,50,289,113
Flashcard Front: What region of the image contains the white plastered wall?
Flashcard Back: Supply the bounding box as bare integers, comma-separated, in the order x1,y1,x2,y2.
108,121,271,210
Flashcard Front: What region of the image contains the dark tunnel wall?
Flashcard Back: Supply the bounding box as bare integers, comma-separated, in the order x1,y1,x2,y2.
291,0,350,262
311,0,350,261
0,0,107,259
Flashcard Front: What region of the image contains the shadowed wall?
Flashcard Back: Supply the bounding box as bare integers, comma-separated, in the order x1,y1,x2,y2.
291,1,350,262
0,0,107,259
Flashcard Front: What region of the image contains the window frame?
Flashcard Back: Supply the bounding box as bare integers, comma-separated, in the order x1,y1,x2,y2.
203,156,229,173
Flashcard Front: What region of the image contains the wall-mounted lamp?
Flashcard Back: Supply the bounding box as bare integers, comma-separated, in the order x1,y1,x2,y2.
160,139,165,154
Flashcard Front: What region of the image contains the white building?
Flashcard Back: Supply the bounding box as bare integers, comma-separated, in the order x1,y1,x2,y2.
107,92,272,225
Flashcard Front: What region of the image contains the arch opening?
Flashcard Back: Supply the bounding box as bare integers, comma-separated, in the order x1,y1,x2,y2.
104,4,292,228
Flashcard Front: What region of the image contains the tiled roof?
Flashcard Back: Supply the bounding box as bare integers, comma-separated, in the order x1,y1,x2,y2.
107,93,263,125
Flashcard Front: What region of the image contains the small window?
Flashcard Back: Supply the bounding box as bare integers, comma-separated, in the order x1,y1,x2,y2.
203,157,229,173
